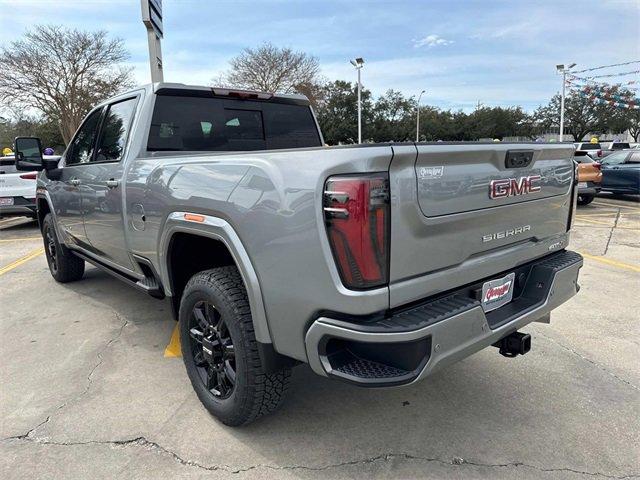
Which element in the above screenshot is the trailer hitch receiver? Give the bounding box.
[493,331,531,358]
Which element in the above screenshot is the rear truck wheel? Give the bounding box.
[577,194,595,205]
[179,266,291,426]
[42,213,85,282]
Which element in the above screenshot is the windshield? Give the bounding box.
[148,95,322,152]
[580,144,601,150]
[601,152,627,165]
[611,143,630,150]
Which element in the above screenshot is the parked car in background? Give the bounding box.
[0,154,60,218]
[599,150,640,195]
[600,141,631,158]
[574,142,603,160]
[575,156,602,205]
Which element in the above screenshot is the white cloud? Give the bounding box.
[413,34,453,48]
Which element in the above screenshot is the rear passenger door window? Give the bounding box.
[94,97,138,163]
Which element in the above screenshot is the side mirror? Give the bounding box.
[14,137,44,171]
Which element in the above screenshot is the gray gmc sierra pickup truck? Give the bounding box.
[14,83,583,426]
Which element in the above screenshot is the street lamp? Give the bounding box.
[416,90,426,142]
[556,62,576,142]
[350,57,365,144]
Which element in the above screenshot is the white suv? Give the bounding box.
[0,154,59,218]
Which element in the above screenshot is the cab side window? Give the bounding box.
[602,154,626,165]
[66,108,104,165]
[94,98,138,163]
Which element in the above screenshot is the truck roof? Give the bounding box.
[116,82,311,106]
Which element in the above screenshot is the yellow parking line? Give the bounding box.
[0,248,45,275]
[164,323,182,357]
[576,213,618,218]
[575,217,614,226]
[0,236,42,243]
[592,201,640,211]
[578,252,640,273]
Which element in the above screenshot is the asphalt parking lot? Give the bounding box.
[1,195,639,480]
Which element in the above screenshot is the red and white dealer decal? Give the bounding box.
[480,272,516,312]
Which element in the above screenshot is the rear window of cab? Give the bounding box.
[147,95,322,152]
[579,143,601,150]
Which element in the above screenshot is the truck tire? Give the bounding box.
[42,213,85,283]
[577,194,595,205]
[179,267,291,426]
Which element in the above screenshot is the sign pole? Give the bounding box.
[141,0,164,83]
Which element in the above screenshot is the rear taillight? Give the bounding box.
[593,162,601,170]
[19,172,38,180]
[323,173,390,289]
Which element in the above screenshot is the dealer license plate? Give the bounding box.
[0,197,14,206]
[481,272,515,312]
[578,182,588,188]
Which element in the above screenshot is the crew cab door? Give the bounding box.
[80,97,138,270]
[601,151,640,191]
[51,107,105,247]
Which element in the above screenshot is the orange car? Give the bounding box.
[575,156,602,205]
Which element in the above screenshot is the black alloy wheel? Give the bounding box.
[44,223,58,275]
[179,267,291,426]
[188,300,236,399]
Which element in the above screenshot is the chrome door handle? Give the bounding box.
[69,178,81,186]
[105,179,119,188]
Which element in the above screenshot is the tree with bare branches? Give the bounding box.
[0,25,134,144]
[219,43,323,105]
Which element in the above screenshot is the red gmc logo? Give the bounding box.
[489,175,541,199]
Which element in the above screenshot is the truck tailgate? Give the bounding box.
[388,143,575,306]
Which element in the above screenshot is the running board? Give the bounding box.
[71,250,165,299]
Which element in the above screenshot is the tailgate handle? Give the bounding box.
[505,150,534,169]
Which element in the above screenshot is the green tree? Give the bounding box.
[597,87,639,140]
[626,108,640,142]
[464,106,535,140]
[0,115,65,153]
[315,80,373,144]
[370,89,415,142]
[533,90,617,142]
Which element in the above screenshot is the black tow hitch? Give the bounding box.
[493,332,531,358]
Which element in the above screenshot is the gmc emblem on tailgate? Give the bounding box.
[489,175,541,199]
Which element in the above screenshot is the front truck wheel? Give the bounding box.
[179,266,291,426]
[42,213,85,282]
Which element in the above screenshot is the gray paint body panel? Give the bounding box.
[389,144,574,307]
[39,83,581,372]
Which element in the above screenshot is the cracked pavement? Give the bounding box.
[1,196,639,479]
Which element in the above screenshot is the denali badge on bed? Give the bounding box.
[489,175,541,199]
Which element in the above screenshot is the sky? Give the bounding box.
[0,0,638,112]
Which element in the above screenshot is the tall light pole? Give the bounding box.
[556,62,576,142]
[350,57,365,144]
[416,89,426,142]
